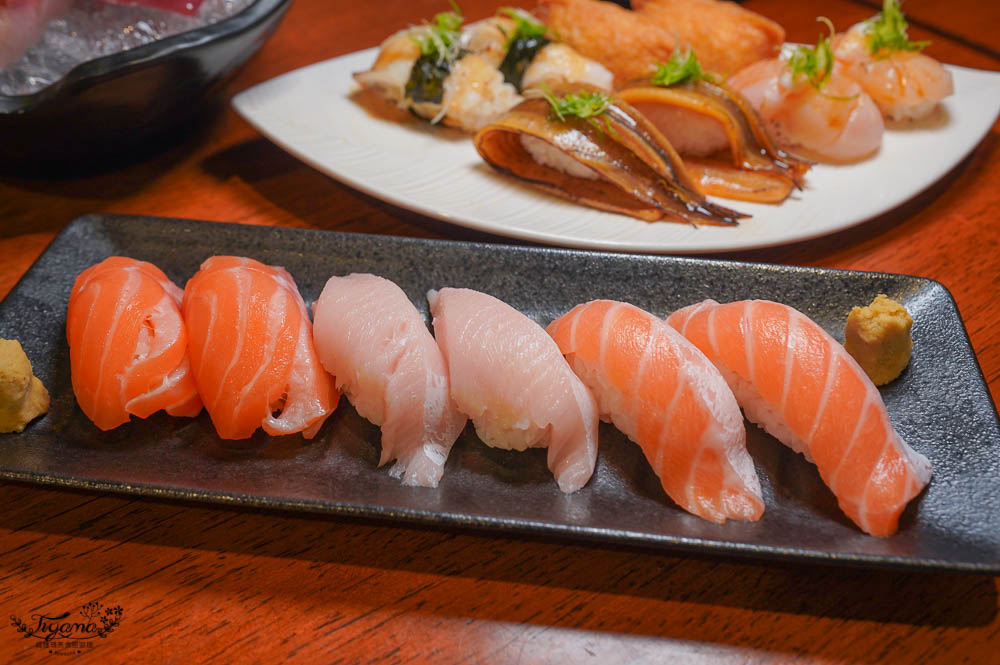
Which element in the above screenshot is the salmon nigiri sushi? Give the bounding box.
[312,274,467,488]
[182,257,339,440]
[548,300,764,523]
[66,257,202,430]
[428,287,599,493]
[667,299,932,536]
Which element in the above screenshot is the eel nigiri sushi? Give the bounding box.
[547,300,763,523]
[182,257,338,440]
[66,257,202,430]
[312,274,467,488]
[667,299,932,536]
[428,287,599,493]
[474,82,747,226]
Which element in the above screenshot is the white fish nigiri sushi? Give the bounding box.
[547,300,764,523]
[428,287,599,493]
[312,274,466,488]
[667,299,932,536]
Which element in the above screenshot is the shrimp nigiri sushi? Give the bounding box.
[728,21,885,164]
[312,274,466,488]
[667,299,932,536]
[833,0,953,122]
[66,257,202,430]
[547,300,764,524]
[728,56,884,163]
[182,257,338,440]
[428,287,599,493]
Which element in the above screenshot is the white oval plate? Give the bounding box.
[233,48,1000,254]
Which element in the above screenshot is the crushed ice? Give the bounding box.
[0,0,255,97]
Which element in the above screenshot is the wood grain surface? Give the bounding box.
[2,0,998,663]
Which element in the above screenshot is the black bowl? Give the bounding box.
[0,0,293,175]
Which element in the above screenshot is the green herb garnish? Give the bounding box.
[651,50,717,87]
[497,8,552,90]
[544,89,611,122]
[500,8,550,46]
[412,2,464,65]
[864,0,929,56]
[787,17,837,91]
[542,87,618,136]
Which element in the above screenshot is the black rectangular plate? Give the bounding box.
[2,214,998,573]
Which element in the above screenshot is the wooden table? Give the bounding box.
[2,0,998,662]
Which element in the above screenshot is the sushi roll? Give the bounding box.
[428,287,599,493]
[667,299,932,536]
[547,300,764,524]
[182,257,339,440]
[312,274,466,488]
[66,257,202,430]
